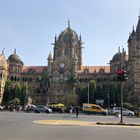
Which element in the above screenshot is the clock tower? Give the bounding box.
[47,21,83,104]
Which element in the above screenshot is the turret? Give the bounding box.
[47,52,53,76]
[136,16,140,41]
[72,53,78,76]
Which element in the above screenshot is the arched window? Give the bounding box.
[64,71,71,81]
[53,71,59,82]
[14,76,17,81]
[64,48,68,55]
[10,75,14,81]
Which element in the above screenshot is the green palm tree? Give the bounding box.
[88,80,96,103]
[66,75,79,93]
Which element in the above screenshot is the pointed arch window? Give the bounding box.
[138,48,140,55]
[64,48,68,55]
[64,71,71,81]
[53,71,59,82]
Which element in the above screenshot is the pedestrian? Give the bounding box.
[75,106,79,118]
[69,105,73,114]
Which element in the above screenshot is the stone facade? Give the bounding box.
[1,18,140,106]
[127,16,140,106]
[0,51,8,104]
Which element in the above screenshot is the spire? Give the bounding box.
[14,48,16,54]
[118,46,120,53]
[136,15,140,40]
[2,48,5,55]
[79,34,82,41]
[48,52,53,60]
[55,34,57,44]
[67,19,70,29]
[132,25,136,36]
[122,47,124,53]
[139,8,140,18]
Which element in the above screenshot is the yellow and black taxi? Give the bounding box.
[82,103,108,115]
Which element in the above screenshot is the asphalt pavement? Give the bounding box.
[0,111,140,140]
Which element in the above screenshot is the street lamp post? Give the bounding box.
[120,81,123,124]
[88,83,89,104]
[107,84,110,110]
[120,50,124,124]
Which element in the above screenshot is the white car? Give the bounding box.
[111,107,135,116]
[34,105,52,113]
[0,106,3,110]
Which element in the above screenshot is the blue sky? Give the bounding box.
[0,0,140,66]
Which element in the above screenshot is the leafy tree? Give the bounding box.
[66,75,79,93]
[2,80,12,105]
[20,82,28,106]
[14,82,21,98]
[65,93,78,106]
[88,80,96,103]
[12,98,20,105]
[76,87,88,106]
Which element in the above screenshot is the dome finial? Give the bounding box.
[55,34,57,43]
[133,25,135,30]
[14,48,16,54]
[67,18,70,29]
[118,46,120,53]
[2,48,5,54]
[139,8,140,18]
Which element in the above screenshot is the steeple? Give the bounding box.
[136,16,140,41]
[67,19,70,29]
[2,48,5,55]
[14,48,16,54]
[55,34,57,44]
[48,52,53,61]
[132,25,136,36]
[118,46,120,53]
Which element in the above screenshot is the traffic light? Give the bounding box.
[123,70,128,81]
[117,69,123,81]
[117,69,128,81]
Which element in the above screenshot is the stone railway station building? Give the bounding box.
[0,17,140,106]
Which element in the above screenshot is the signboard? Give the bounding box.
[96,99,104,105]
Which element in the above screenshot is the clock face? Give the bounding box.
[60,63,65,68]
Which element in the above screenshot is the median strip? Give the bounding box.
[97,122,140,127]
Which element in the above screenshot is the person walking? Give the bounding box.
[69,105,73,114]
[75,106,79,118]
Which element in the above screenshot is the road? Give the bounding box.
[0,111,140,140]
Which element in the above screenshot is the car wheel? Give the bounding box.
[35,110,40,113]
[115,112,120,117]
[129,113,133,116]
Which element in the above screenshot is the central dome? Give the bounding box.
[112,52,121,62]
[58,26,79,44]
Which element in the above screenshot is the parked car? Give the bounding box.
[82,103,108,115]
[0,105,3,111]
[34,105,52,113]
[110,107,135,116]
[49,103,66,113]
[25,105,36,112]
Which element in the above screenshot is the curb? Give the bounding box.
[96,122,140,127]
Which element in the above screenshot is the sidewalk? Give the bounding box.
[96,121,140,126]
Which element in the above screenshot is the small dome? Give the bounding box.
[58,27,79,44]
[8,54,21,61]
[8,49,21,62]
[112,52,121,62]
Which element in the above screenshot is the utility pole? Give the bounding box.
[120,51,124,124]
[88,83,89,104]
[120,80,123,124]
[107,83,110,110]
